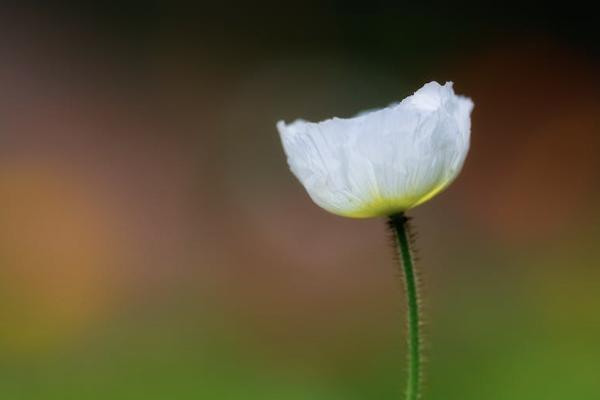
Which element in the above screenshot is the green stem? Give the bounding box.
[389,213,422,400]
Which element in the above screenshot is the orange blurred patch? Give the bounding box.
[0,160,117,354]
[455,39,600,242]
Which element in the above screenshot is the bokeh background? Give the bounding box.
[1,3,599,399]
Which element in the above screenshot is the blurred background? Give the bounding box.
[0,2,599,399]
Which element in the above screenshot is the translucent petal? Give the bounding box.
[277,81,473,218]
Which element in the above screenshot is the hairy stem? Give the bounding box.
[388,213,422,400]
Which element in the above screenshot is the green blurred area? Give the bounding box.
[0,3,599,399]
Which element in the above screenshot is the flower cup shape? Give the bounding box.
[277,81,473,218]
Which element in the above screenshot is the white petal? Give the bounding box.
[277,81,473,218]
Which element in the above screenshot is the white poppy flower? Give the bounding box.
[277,81,473,218]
